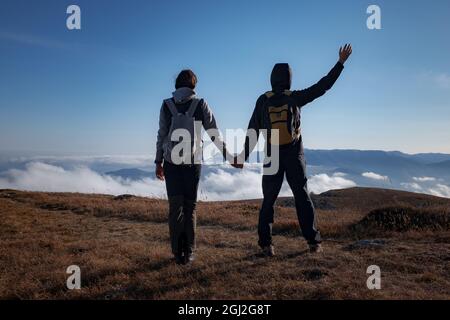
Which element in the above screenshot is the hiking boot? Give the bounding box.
[182,238,194,265]
[309,243,323,253]
[175,254,184,265]
[183,254,195,265]
[261,245,275,257]
[174,237,185,265]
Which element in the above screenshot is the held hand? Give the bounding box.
[339,43,352,64]
[231,156,244,169]
[155,163,165,181]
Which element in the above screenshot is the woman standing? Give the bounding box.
[155,69,235,265]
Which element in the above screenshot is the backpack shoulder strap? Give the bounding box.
[265,91,275,98]
[164,98,179,116]
[265,91,292,98]
[186,98,200,117]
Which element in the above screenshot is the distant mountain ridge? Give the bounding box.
[303,149,426,180]
[102,149,450,198]
[103,149,449,180]
[106,168,151,180]
[1,149,448,198]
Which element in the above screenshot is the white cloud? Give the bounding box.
[0,161,358,201]
[362,172,389,181]
[5,160,450,200]
[0,162,166,198]
[200,167,264,200]
[419,71,450,89]
[412,176,436,182]
[400,181,450,199]
[3,156,450,200]
[400,182,423,191]
[332,172,348,177]
[308,173,356,195]
[0,162,269,201]
[0,31,71,50]
[434,73,450,89]
[201,168,357,200]
[427,184,450,198]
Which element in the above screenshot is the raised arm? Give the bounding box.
[292,44,352,107]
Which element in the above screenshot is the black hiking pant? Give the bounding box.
[259,140,321,247]
[164,162,201,257]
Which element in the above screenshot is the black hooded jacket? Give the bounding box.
[271,63,293,92]
[244,61,344,160]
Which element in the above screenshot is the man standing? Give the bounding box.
[241,44,352,256]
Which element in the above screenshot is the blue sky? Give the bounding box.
[1,0,449,156]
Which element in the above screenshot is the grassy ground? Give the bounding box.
[0,188,449,299]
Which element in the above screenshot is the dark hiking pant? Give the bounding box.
[164,162,201,256]
[259,141,321,247]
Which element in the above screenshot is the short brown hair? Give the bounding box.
[175,69,197,89]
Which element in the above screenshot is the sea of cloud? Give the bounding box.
[0,157,357,201]
[0,156,449,200]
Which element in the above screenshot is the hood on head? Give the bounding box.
[271,63,292,92]
[172,87,196,104]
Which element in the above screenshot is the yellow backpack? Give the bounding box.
[264,90,300,146]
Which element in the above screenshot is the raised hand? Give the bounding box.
[339,43,352,64]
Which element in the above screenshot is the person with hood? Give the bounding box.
[241,44,353,256]
[155,69,237,265]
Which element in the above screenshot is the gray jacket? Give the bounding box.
[155,87,226,164]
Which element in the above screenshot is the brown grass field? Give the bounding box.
[0,187,449,300]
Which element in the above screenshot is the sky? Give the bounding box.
[1,0,450,156]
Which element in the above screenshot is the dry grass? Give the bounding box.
[0,187,449,300]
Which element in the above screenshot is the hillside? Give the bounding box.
[0,188,449,299]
